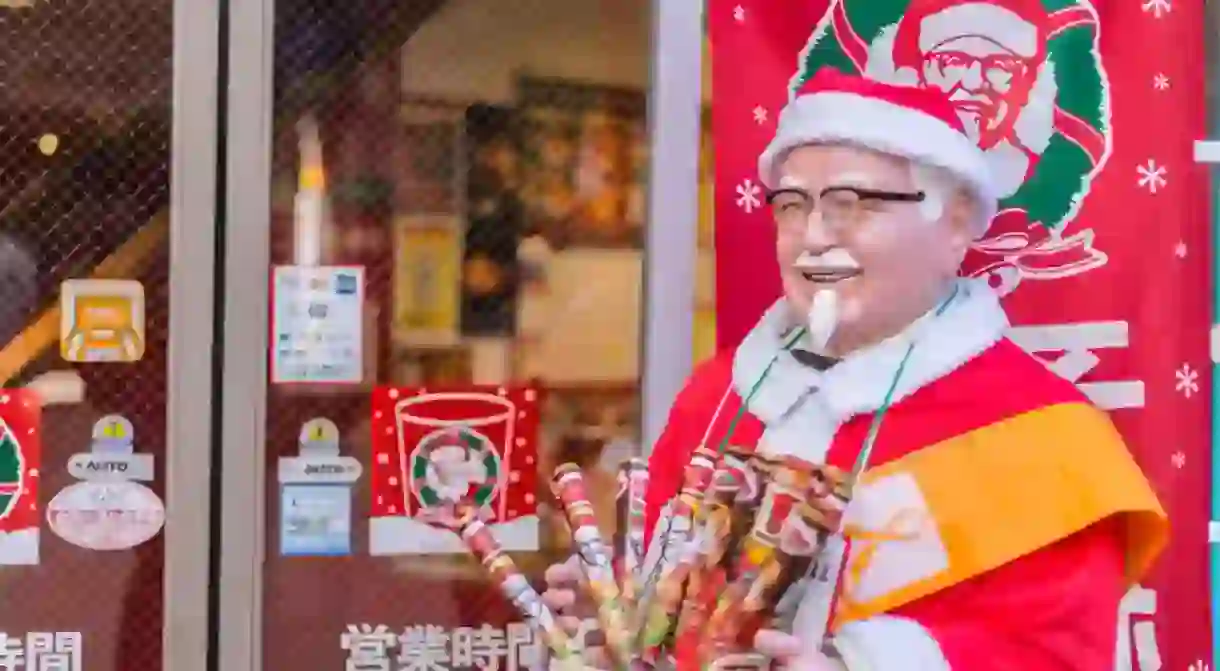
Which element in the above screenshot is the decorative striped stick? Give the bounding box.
[552,464,634,670]
[637,446,719,663]
[458,516,584,671]
[615,458,650,618]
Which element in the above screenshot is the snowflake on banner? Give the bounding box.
[752,106,768,124]
[1175,241,1188,258]
[1188,661,1209,671]
[1176,363,1199,398]
[1153,73,1169,91]
[736,178,762,213]
[1141,0,1170,18]
[1137,160,1167,194]
[1172,451,1186,469]
[733,5,745,22]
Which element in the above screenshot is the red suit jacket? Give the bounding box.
[640,286,1165,671]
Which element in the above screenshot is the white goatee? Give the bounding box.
[806,289,839,354]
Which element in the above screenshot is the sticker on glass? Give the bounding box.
[278,417,361,557]
[47,415,163,551]
[60,279,146,363]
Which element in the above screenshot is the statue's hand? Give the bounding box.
[541,555,608,668]
[754,630,846,671]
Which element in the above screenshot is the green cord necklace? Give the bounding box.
[712,285,959,480]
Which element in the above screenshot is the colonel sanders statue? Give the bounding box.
[542,68,1165,670]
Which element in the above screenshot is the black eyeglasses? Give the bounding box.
[766,185,925,231]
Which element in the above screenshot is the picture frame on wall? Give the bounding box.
[516,76,647,249]
[461,104,522,337]
[392,215,463,347]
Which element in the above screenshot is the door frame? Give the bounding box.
[165,0,222,668]
[217,0,276,666]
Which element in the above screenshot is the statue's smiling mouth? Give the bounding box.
[800,268,860,284]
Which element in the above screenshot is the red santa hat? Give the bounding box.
[894,0,1048,63]
[758,68,998,232]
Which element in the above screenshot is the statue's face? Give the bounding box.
[774,144,971,354]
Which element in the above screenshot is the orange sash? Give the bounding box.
[833,401,1166,625]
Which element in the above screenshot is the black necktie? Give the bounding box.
[791,349,839,371]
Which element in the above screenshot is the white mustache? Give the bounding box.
[794,249,860,270]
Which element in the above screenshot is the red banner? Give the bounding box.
[710,0,1211,667]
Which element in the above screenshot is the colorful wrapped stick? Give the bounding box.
[637,446,720,662]
[787,464,854,644]
[673,452,777,668]
[459,517,583,670]
[804,465,850,542]
[673,452,750,642]
[614,457,650,617]
[552,463,634,669]
[700,457,822,666]
[760,463,851,602]
[722,453,775,583]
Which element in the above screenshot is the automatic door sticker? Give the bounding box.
[278,418,362,556]
[66,415,154,482]
[60,279,146,363]
[49,415,163,551]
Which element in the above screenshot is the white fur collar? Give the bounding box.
[731,279,1009,433]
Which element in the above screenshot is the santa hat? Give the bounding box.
[895,0,1048,62]
[758,68,998,233]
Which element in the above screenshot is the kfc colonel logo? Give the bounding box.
[794,0,1111,296]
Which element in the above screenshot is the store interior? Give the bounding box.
[267,0,717,492]
[1,0,722,658]
[257,0,720,641]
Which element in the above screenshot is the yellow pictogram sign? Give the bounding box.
[60,279,146,363]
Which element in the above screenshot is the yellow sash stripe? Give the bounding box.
[836,402,1168,625]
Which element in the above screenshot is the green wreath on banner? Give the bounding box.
[410,427,500,508]
[792,0,1112,286]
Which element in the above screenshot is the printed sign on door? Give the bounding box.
[0,390,40,565]
[369,386,540,554]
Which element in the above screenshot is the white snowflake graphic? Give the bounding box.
[736,178,762,213]
[1175,363,1199,398]
[1141,0,1171,18]
[1137,160,1168,194]
[733,4,745,22]
[1172,451,1186,469]
[1175,241,1188,258]
[1188,661,1209,671]
[752,105,768,124]
[1153,73,1170,91]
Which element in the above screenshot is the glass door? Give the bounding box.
[219,0,705,668]
[0,0,218,669]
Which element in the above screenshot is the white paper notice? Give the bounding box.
[271,265,365,384]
